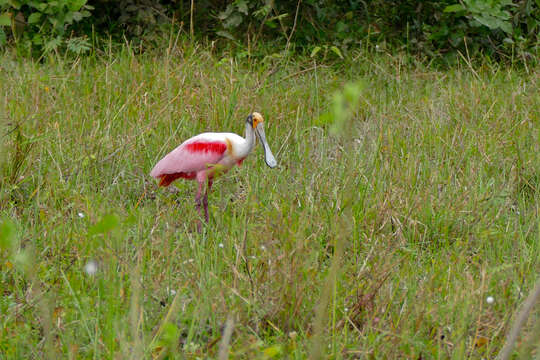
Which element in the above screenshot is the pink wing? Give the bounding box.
[150,138,227,186]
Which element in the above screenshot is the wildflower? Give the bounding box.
[167,287,177,296]
[218,243,224,248]
[78,212,85,218]
[486,296,494,304]
[84,260,98,276]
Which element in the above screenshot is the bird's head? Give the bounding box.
[246,112,277,168]
[246,112,264,128]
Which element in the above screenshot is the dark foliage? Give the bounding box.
[0,0,538,60]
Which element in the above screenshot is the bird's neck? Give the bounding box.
[243,122,256,152]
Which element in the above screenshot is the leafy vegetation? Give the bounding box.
[0,0,539,61]
[0,0,93,55]
[1,44,539,358]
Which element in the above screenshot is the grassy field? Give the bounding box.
[1,42,539,359]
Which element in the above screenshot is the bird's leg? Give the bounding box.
[194,181,205,232]
[202,179,213,223]
[195,181,204,216]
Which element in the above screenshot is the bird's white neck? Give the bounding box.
[242,122,257,154]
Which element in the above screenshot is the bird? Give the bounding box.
[150,112,277,224]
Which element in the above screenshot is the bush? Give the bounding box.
[0,0,93,55]
[216,0,539,59]
[1,0,538,61]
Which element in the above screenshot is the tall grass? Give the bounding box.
[0,43,539,359]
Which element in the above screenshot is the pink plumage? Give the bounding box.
[150,139,227,186]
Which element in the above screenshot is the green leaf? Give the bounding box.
[44,37,62,52]
[473,14,512,33]
[499,20,513,34]
[66,36,90,53]
[9,0,21,10]
[88,214,120,235]
[68,0,87,12]
[310,46,321,58]
[330,46,343,59]
[503,37,514,44]
[444,4,465,12]
[218,4,234,20]
[27,12,41,24]
[34,3,47,11]
[64,12,74,24]
[0,12,11,26]
[32,33,43,45]
[224,13,243,28]
[72,11,83,21]
[236,0,248,15]
[216,30,236,41]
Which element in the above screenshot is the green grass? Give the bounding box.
[1,43,539,359]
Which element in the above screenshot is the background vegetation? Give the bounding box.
[0,0,539,61]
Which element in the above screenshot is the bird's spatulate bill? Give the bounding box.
[255,125,277,168]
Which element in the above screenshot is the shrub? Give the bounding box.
[1,0,538,61]
[0,0,93,55]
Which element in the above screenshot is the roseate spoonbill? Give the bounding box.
[150,112,277,223]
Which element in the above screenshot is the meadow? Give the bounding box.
[1,42,539,359]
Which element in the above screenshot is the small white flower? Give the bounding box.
[167,287,177,296]
[84,260,98,276]
[486,296,494,304]
[260,245,266,251]
[78,212,85,218]
[344,307,349,312]
[218,243,224,248]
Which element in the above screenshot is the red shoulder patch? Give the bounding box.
[186,141,227,154]
[237,157,246,166]
[158,172,196,186]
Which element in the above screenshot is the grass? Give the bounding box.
[0,42,539,359]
